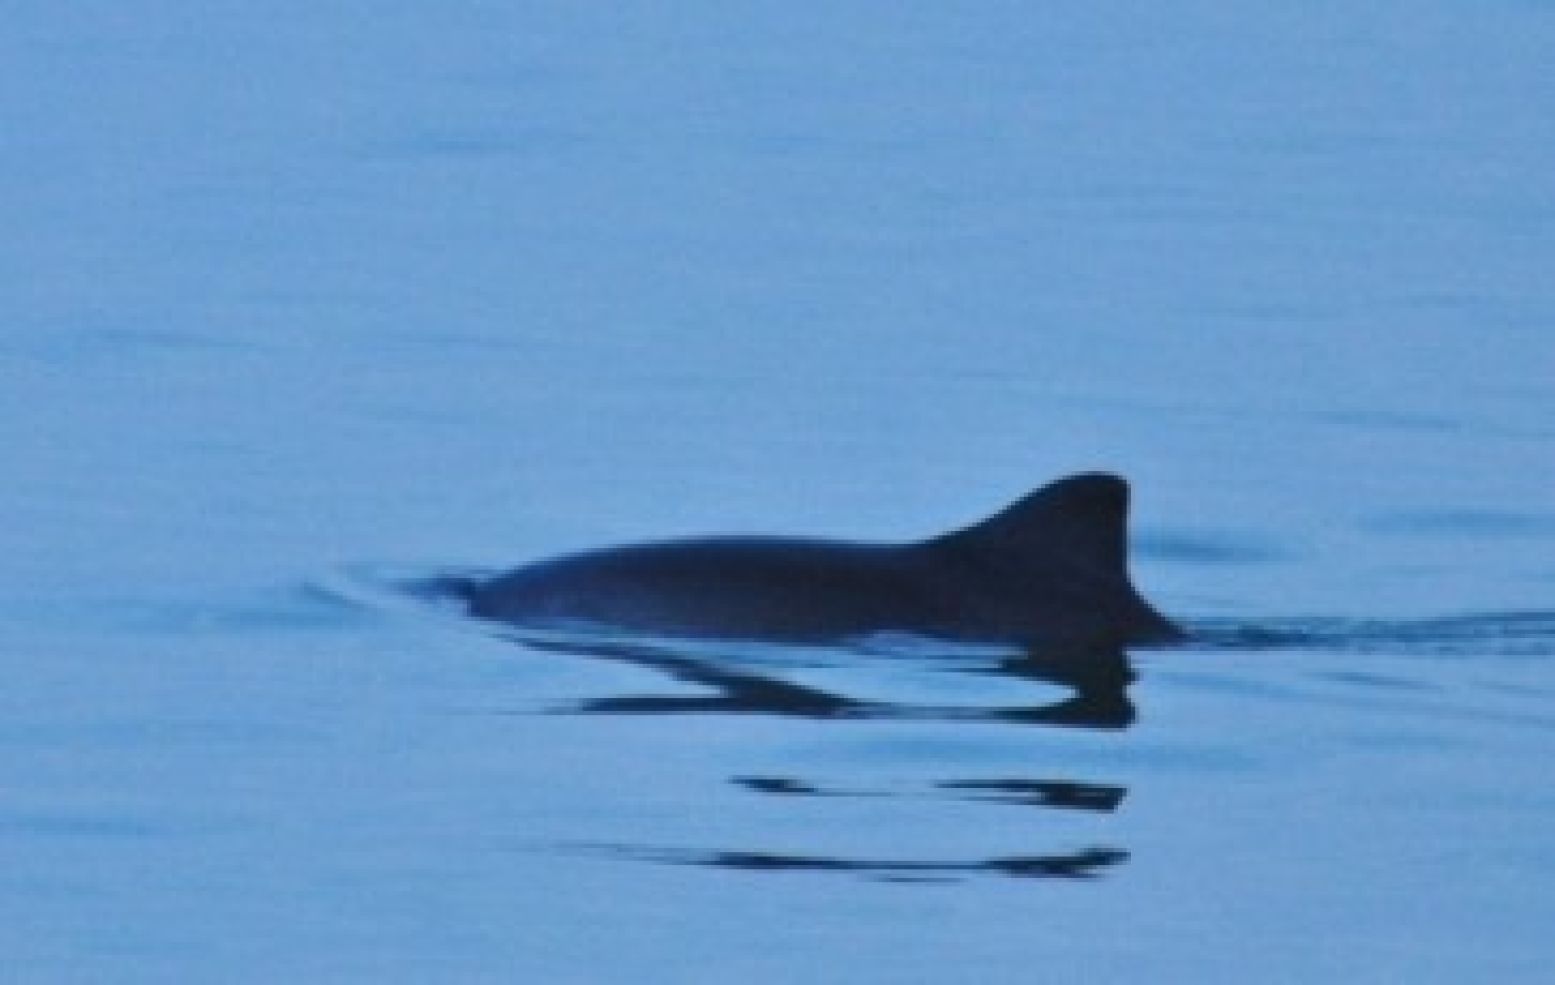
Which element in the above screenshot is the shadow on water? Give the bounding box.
[582,843,1129,883]
[510,633,1138,730]
[491,630,1138,882]
[732,775,1127,812]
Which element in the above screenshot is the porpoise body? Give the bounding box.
[462,472,1180,650]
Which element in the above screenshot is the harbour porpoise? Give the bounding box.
[459,472,1181,650]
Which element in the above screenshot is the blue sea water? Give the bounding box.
[2,4,1553,981]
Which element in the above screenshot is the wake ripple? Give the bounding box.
[1185,611,1555,657]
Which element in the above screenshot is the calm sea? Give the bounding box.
[3,4,1552,981]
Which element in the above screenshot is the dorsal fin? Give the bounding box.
[938,473,1131,575]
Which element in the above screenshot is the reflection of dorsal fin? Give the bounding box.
[939,473,1130,575]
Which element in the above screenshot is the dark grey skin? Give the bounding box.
[463,473,1182,650]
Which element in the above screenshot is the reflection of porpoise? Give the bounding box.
[461,473,1181,650]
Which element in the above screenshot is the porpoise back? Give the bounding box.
[464,472,1181,649]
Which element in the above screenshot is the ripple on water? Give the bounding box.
[310,569,1555,898]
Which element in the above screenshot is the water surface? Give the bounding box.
[3,4,1553,981]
